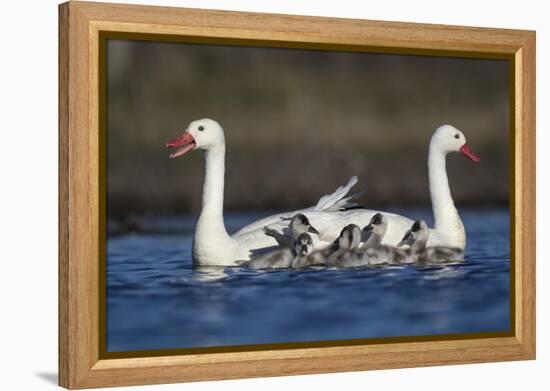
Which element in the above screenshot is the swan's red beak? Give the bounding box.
[166,132,196,159]
[459,143,481,163]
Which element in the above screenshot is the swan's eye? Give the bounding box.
[454,133,460,139]
[198,125,205,131]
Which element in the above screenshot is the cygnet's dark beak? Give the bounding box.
[308,225,319,234]
[363,224,374,233]
[398,231,414,247]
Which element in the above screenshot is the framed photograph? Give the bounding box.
[59,1,535,389]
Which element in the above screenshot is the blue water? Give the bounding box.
[106,208,510,352]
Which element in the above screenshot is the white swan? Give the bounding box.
[166,118,360,266]
[263,123,480,251]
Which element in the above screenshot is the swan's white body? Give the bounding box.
[166,120,478,266]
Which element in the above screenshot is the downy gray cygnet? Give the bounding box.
[398,220,464,264]
[249,233,314,270]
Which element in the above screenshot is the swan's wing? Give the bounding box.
[249,244,281,258]
[240,218,322,247]
[233,212,296,236]
[239,210,365,246]
[234,206,459,257]
[233,177,362,236]
[313,176,361,211]
[310,211,462,250]
[330,190,366,211]
[244,209,416,248]
[304,209,416,245]
[233,227,279,253]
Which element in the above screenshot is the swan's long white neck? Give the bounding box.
[193,143,236,260]
[428,142,465,248]
[201,145,226,220]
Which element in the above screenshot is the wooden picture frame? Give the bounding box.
[59,1,536,389]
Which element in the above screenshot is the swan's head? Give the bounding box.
[430,124,481,162]
[290,214,319,237]
[362,213,388,239]
[398,220,429,251]
[165,118,224,158]
[337,224,362,251]
[294,233,314,256]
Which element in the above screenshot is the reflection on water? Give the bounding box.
[193,266,228,282]
[106,207,510,352]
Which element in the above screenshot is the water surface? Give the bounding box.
[106,207,510,352]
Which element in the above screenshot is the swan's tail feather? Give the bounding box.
[331,190,366,211]
[314,176,361,211]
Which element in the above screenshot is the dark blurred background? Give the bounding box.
[106,39,509,221]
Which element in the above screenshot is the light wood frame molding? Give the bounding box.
[59,1,536,389]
